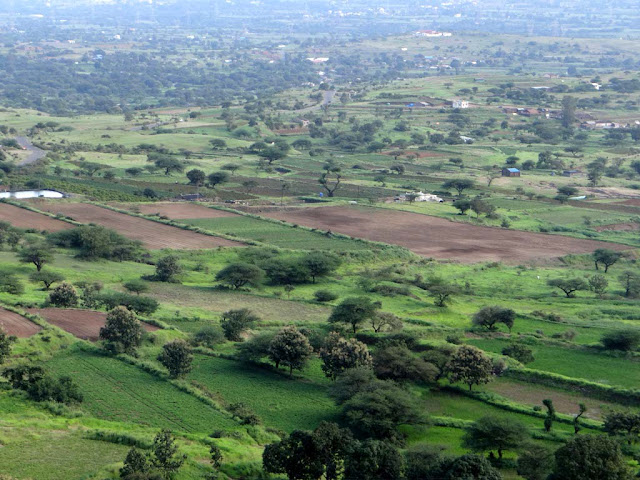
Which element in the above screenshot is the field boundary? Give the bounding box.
[204,203,416,257]
[505,367,640,405]
[90,202,258,247]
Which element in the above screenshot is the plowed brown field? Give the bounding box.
[0,307,41,337]
[260,206,628,263]
[28,308,159,341]
[36,203,243,250]
[0,203,73,232]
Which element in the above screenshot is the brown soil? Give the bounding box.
[35,203,243,250]
[28,308,159,341]
[0,203,74,232]
[261,206,628,263]
[593,222,640,232]
[0,307,41,337]
[621,199,640,207]
[488,378,630,421]
[119,202,240,220]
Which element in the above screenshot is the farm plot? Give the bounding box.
[46,349,237,432]
[0,307,41,337]
[28,308,159,341]
[189,355,338,432]
[34,202,243,250]
[182,216,369,251]
[0,203,73,232]
[117,202,240,220]
[260,206,628,263]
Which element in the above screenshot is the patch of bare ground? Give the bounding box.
[0,203,73,232]
[0,307,41,337]
[28,308,159,341]
[34,202,243,250]
[487,378,634,421]
[259,205,628,263]
[593,222,640,232]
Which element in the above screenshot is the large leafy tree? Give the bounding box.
[472,306,516,332]
[448,345,494,391]
[18,242,53,271]
[220,308,260,341]
[344,440,405,480]
[328,297,381,334]
[553,435,629,480]
[319,333,372,380]
[158,340,193,378]
[99,306,143,354]
[462,416,527,459]
[268,326,313,376]
[215,262,264,289]
[301,252,341,283]
[150,430,186,480]
[263,430,324,480]
[593,249,622,273]
[341,383,424,441]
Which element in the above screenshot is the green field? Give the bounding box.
[45,348,237,433]
[188,355,339,432]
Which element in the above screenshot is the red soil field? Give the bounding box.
[594,222,640,232]
[36,203,243,250]
[0,203,73,232]
[118,202,240,220]
[260,206,628,263]
[0,307,41,337]
[28,308,159,341]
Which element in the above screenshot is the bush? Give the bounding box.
[260,257,310,285]
[601,329,640,352]
[501,344,535,364]
[48,282,78,307]
[192,326,225,348]
[0,275,25,295]
[96,292,159,315]
[313,289,338,302]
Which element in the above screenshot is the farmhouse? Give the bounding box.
[415,30,452,37]
[452,99,469,109]
[502,168,521,177]
[562,170,582,177]
[395,191,444,203]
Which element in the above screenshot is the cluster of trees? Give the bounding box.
[263,414,631,480]
[547,249,624,298]
[2,364,83,405]
[48,225,143,261]
[216,252,341,289]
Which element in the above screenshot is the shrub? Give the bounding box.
[501,344,535,364]
[192,326,225,348]
[601,329,640,352]
[48,282,78,307]
[0,275,25,295]
[313,289,338,302]
[97,292,159,315]
[220,309,260,341]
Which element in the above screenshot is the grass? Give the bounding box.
[469,338,640,388]
[182,216,370,251]
[44,346,237,433]
[0,429,131,480]
[188,355,339,432]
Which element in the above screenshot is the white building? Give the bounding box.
[452,99,469,109]
[395,191,444,203]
